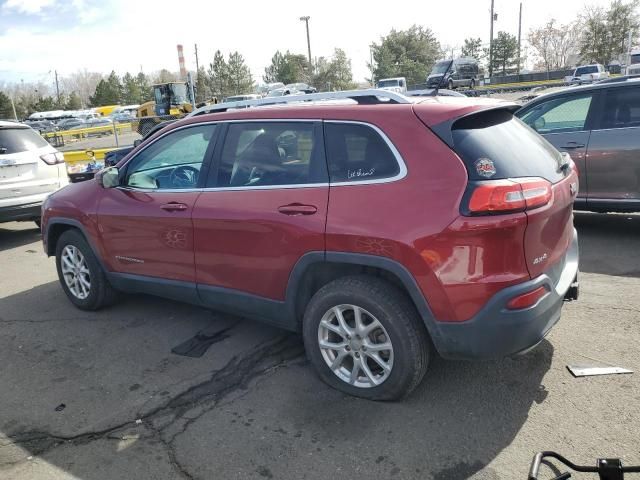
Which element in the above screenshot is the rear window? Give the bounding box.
[0,127,50,154]
[575,65,598,75]
[451,110,564,183]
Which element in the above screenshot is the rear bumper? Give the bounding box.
[431,228,579,360]
[0,202,42,223]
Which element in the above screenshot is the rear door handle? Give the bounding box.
[560,142,585,149]
[277,203,318,216]
[160,202,189,212]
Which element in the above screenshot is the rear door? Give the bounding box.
[586,84,640,205]
[193,121,328,308]
[518,91,598,204]
[0,126,63,203]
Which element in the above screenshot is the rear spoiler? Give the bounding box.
[430,104,520,149]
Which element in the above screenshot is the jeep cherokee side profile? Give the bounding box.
[42,90,579,400]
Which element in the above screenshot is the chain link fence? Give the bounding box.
[39,114,181,182]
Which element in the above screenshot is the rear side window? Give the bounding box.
[0,127,50,154]
[324,123,400,183]
[599,86,640,129]
[452,110,565,183]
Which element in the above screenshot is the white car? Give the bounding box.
[376,77,407,93]
[0,121,68,228]
[568,64,609,84]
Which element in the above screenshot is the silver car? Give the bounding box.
[0,121,68,227]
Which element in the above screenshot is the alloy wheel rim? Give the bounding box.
[61,245,91,300]
[317,304,394,388]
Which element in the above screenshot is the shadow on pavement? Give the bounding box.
[574,211,640,278]
[0,278,554,480]
[0,223,41,252]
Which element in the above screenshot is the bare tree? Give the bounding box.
[60,69,103,108]
[528,19,582,73]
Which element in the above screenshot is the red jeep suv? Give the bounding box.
[42,90,579,400]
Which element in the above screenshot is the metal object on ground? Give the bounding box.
[567,365,633,377]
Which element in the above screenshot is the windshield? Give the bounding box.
[431,61,451,74]
[170,83,188,104]
[575,65,598,75]
[377,79,400,88]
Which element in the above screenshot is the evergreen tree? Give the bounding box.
[226,52,254,96]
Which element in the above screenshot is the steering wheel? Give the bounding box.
[169,165,199,188]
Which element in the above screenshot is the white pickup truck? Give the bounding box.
[566,64,610,84]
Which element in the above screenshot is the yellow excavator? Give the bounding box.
[136,81,217,135]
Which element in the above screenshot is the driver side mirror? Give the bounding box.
[533,117,546,131]
[98,166,120,188]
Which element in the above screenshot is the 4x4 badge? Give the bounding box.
[475,158,496,178]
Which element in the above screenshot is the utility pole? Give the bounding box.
[517,2,522,76]
[194,43,200,73]
[300,16,312,68]
[489,0,495,78]
[370,44,375,86]
[54,70,60,106]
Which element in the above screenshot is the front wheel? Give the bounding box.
[302,276,430,401]
[55,229,117,310]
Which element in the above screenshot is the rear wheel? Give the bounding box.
[55,229,117,310]
[448,79,454,90]
[302,276,430,401]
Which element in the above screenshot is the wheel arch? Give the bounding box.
[45,218,107,270]
[286,252,438,339]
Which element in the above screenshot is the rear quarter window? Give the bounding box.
[324,123,400,183]
[451,110,565,183]
[0,127,50,154]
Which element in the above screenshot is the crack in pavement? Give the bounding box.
[3,334,304,478]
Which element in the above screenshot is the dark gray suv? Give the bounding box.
[516,77,640,213]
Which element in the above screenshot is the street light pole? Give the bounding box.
[300,16,312,68]
[489,0,495,78]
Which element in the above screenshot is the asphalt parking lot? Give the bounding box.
[0,212,639,480]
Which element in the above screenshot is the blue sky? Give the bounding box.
[0,0,620,87]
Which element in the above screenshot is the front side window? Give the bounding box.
[216,122,325,187]
[324,123,400,183]
[519,94,593,133]
[124,124,216,190]
[599,86,640,129]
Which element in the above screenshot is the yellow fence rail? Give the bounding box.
[43,122,133,140]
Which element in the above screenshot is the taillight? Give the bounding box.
[40,152,65,165]
[507,285,548,310]
[466,177,552,215]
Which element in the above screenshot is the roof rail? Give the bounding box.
[187,89,412,117]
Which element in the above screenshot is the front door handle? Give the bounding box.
[277,203,318,216]
[160,202,189,212]
[560,142,585,149]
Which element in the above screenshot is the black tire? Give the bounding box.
[302,276,430,401]
[34,218,41,229]
[55,229,117,310]
[448,79,454,90]
[470,78,476,89]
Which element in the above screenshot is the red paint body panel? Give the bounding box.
[192,187,328,300]
[523,168,579,278]
[97,188,201,282]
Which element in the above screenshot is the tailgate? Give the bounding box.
[524,168,578,278]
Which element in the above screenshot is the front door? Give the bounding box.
[98,123,218,283]
[193,121,328,311]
